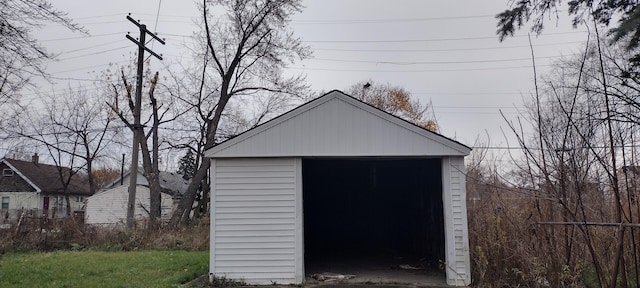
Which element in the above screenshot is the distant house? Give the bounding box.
[84,169,189,225]
[84,185,174,225]
[0,154,91,220]
[102,168,189,198]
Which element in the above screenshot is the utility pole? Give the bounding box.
[125,14,165,229]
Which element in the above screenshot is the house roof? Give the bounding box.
[1,158,91,196]
[102,168,189,196]
[205,90,471,158]
[157,171,190,196]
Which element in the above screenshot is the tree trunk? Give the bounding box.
[86,158,95,195]
[170,157,210,226]
[140,72,162,228]
[193,176,210,219]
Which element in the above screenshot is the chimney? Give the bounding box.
[32,153,39,164]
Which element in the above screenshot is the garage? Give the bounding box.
[206,90,471,286]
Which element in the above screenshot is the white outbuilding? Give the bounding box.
[85,185,174,225]
[206,90,472,286]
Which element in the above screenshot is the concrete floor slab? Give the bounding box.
[305,258,448,287]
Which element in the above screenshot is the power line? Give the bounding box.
[73,13,128,20]
[288,64,552,73]
[40,32,126,42]
[294,14,496,25]
[154,0,163,32]
[309,55,561,65]
[49,59,131,74]
[302,31,588,44]
[57,45,130,61]
[48,76,106,82]
[64,12,497,26]
[311,41,587,53]
[59,40,127,54]
[160,30,588,44]
[414,92,520,96]
[435,106,521,109]
[471,145,640,151]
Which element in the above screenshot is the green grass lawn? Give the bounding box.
[0,250,209,288]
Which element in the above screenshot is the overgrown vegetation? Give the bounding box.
[0,217,209,254]
[467,27,640,286]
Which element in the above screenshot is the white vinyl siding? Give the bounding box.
[207,91,472,286]
[85,185,174,225]
[206,92,470,158]
[442,156,471,286]
[211,158,302,285]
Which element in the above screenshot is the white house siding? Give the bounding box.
[85,185,173,225]
[0,192,39,210]
[0,192,39,219]
[442,156,472,286]
[210,158,303,285]
[0,192,88,220]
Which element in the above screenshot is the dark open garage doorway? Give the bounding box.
[302,158,446,285]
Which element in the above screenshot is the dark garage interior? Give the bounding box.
[303,157,446,283]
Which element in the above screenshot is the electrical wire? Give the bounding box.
[58,40,128,54]
[40,32,127,42]
[294,14,496,24]
[288,64,553,73]
[57,45,130,61]
[311,41,587,53]
[302,31,588,44]
[309,55,561,65]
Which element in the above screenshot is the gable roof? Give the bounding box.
[206,90,471,158]
[102,168,189,196]
[1,158,91,196]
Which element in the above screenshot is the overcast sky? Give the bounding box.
[32,0,589,153]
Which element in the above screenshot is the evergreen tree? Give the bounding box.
[176,149,196,180]
[496,1,639,50]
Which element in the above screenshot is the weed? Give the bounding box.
[210,275,247,287]
[0,216,210,253]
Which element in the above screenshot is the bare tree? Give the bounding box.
[110,71,160,226]
[1,86,118,202]
[42,130,83,217]
[0,0,84,103]
[44,87,118,195]
[495,29,640,287]
[168,0,310,225]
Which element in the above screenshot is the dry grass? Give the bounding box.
[0,216,210,253]
[466,173,639,287]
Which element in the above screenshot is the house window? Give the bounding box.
[1,197,9,209]
[76,196,84,203]
[2,169,13,177]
